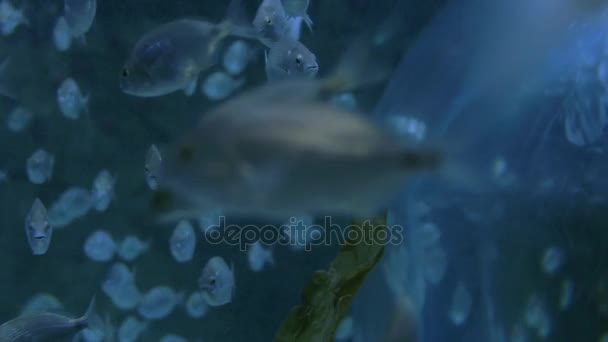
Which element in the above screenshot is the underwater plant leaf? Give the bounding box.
[274,216,387,342]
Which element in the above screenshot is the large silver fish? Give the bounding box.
[0,297,96,342]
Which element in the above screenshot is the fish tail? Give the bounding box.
[220,0,261,41]
[77,296,100,329]
[322,34,390,95]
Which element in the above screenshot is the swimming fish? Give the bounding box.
[26,149,54,185]
[253,0,290,44]
[0,0,27,36]
[282,0,313,31]
[64,0,96,41]
[169,220,196,263]
[57,77,89,120]
[265,37,318,82]
[198,256,235,307]
[25,198,52,255]
[150,38,428,221]
[53,16,72,51]
[201,71,245,101]
[145,144,162,190]
[247,242,274,272]
[120,1,259,97]
[0,297,97,341]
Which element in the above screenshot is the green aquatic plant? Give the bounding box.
[274,216,387,342]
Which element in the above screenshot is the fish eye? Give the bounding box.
[264,16,272,25]
[295,55,303,65]
[121,68,129,78]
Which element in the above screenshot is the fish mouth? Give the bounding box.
[306,65,319,72]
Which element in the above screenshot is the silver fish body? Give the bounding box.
[0,297,95,342]
[25,198,52,255]
[155,79,440,220]
[253,0,290,43]
[198,256,235,307]
[265,38,318,82]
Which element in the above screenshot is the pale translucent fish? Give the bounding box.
[6,106,32,132]
[19,293,63,316]
[117,315,147,342]
[265,38,318,82]
[185,291,208,319]
[0,0,27,36]
[524,294,548,330]
[53,16,72,51]
[48,187,92,228]
[26,149,54,184]
[247,241,274,272]
[448,281,473,326]
[223,40,250,75]
[423,244,447,285]
[64,0,96,39]
[57,77,89,120]
[91,169,115,212]
[170,220,196,263]
[335,316,354,341]
[201,71,245,101]
[84,230,116,262]
[137,286,183,320]
[144,144,162,190]
[101,263,141,310]
[541,245,565,275]
[198,256,235,307]
[25,198,52,255]
[117,236,149,262]
[198,210,223,236]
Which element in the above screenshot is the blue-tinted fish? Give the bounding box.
[53,16,72,52]
[265,37,318,82]
[0,0,28,36]
[145,144,162,190]
[64,0,96,41]
[0,297,97,341]
[120,1,260,97]
[25,198,52,255]
[198,256,235,307]
[253,0,290,44]
[201,71,245,101]
[57,77,89,120]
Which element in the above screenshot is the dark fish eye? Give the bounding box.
[121,68,129,78]
[265,17,272,25]
[295,56,302,65]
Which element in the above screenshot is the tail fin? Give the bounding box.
[220,0,261,41]
[77,296,102,331]
[321,34,390,95]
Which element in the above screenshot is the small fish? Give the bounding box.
[169,220,196,263]
[57,77,89,120]
[53,16,72,51]
[101,263,141,311]
[160,334,188,342]
[0,297,97,341]
[185,291,208,318]
[91,169,115,212]
[198,256,235,307]
[117,236,149,262]
[145,144,162,190]
[448,281,472,326]
[0,0,28,36]
[6,106,32,132]
[247,242,274,272]
[265,38,318,82]
[253,0,290,44]
[120,0,259,97]
[281,0,313,31]
[48,187,92,228]
[201,71,245,101]
[64,0,96,41]
[26,149,54,185]
[25,198,52,255]
[137,286,183,320]
[84,230,116,262]
[117,316,147,342]
[223,40,251,75]
[20,293,64,317]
